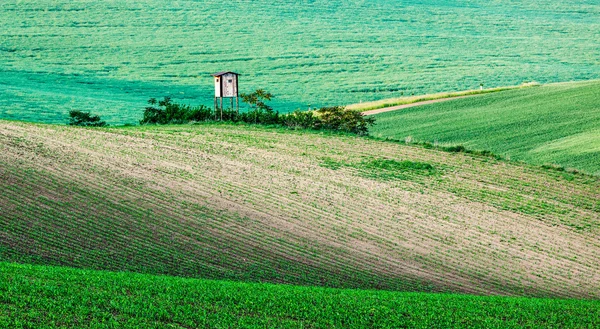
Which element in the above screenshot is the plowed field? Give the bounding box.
[1,121,599,298]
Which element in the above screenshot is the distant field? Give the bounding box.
[370,81,600,175]
[1,0,599,124]
[1,121,599,298]
[3,263,599,329]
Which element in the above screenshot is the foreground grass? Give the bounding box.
[1,262,598,329]
[370,80,600,175]
[347,83,537,112]
[1,121,599,298]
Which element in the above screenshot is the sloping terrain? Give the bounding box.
[1,121,599,298]
[370,81,600,175]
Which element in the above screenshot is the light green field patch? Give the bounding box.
[529,130,600,175]
[531,130,600,156]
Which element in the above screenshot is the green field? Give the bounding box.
[1,0,599,124]
[370,81,600,175]
[2,262,599,329]
[2,121,599,300]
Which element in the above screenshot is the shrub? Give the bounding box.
[187,104,213,122]
[140,97,212,124]
[314,106,375,135]
[281,110,319,130]
[279,107,375,135]
[68,110,107,127]
[442,145,467,153]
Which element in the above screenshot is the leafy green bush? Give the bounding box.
[314,106,375,136]
[281,109,320,130]
[442,145,466,153]
[68,110,107,127]
[280,107,375,135]
[140,97,213,124]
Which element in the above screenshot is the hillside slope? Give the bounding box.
[1,121,599,298]
[370,81,600,175]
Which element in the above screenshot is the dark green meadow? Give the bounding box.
[2,262,599,329]
[370,81,600,175]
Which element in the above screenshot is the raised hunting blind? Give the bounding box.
[212,71,239,120]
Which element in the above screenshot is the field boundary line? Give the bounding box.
[361,95,477,116]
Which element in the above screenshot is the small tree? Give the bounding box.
[240,89,276,124]
[68,110,107,127]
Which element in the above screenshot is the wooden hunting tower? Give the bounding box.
[212,71,239,119]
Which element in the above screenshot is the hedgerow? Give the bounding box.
[140,92,375,135]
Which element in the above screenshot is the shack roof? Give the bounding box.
[211,71,239,77]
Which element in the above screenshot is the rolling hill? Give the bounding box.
[370,81,600,175]
[1,121,599,299]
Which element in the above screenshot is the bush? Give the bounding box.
[68,110,107,127]
[281,110,320,130]
[140,97,212,124]
[279,107,375,135]
[314,106,375,135]
[442,145,467,153]
[187,104,213,122]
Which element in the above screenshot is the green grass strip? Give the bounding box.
[1,262,599,329]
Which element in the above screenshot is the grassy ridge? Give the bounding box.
[370,81,600,175]
[2,262,599,329]
[1,121,599,298]
[1,1,600,124]
[347,83,538,112]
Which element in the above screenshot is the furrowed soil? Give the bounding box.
[1,121,599,298]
